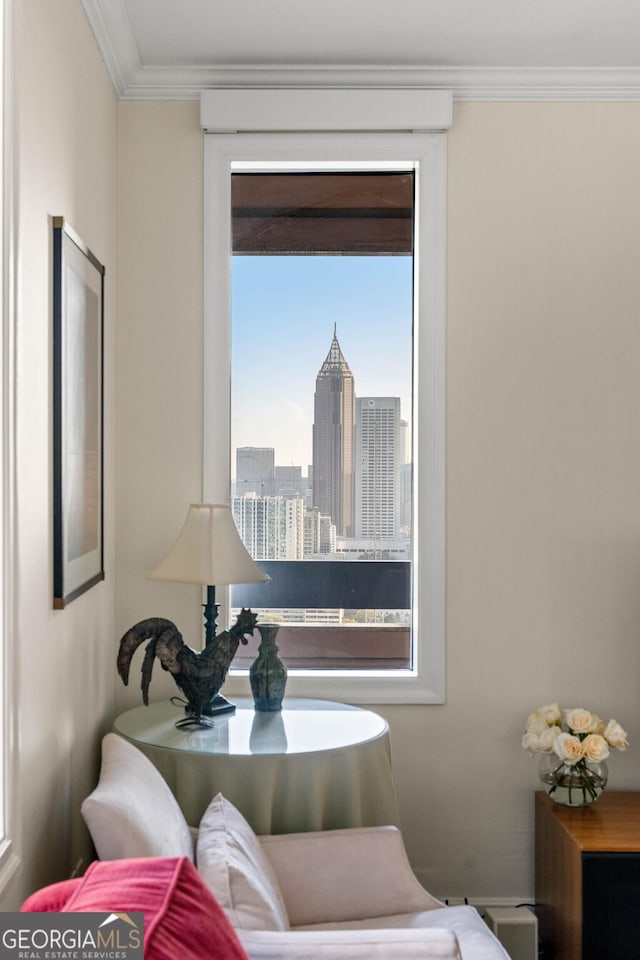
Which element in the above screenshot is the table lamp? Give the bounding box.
[149,502,269,645]
[117,503,270,724]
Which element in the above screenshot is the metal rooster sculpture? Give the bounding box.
[117,608,258,724]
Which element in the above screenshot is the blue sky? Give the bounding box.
[231,256,413,471]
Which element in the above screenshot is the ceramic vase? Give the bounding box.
[250,623,287,712]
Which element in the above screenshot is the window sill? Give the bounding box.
[232,623,410,671]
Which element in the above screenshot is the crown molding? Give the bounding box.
[446,66,640,101]
[79,2,640,102]
[119,64,640,103]
[80,0,141,97]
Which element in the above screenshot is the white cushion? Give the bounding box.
[196,793,289,931]
[300,905,511,960]
[81,733,195,862]
[237,928,462,959]
[259,827,441,926]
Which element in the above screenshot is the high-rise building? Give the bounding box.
[400,462,412,532]
[400,418,411,465]
[235,446,275,496]
[312,327,355,536]
[232,493,304,560]
[303,506,336,557]
[354,397,401,542]
[275,464,308,498]
[399,418,412,532]
[275,465,301,484]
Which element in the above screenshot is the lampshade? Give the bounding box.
[148,503,270,587]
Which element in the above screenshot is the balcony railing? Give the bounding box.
[232,559,411,609]
[231,560,412,671]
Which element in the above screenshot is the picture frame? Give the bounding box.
[52,217,105,609]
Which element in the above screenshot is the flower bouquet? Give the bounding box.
[522,704,628,806]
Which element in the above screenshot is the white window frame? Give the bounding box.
[202,91,448,704]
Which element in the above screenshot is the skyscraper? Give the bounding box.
[355,397,401,541]
[235,446,275,496]
[232,493,304,560]
[312,327,355,536]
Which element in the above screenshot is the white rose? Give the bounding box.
[554,732,585,765]
[525,716,549,735]
[565,708,594,734]
[522,726,559,754]
[591,715,606,735]
[537,703,562,725]
[604,719,629,751]
[526,710,543,728]
[539,726,561,752]
[522,731,543,753]
[582,734,610,762]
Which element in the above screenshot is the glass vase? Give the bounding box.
[539,752,608,807]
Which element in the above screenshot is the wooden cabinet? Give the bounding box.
[535,791,640,960]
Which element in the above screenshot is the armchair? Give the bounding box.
[70,733,509,959]
[21,856,461,960]
[240,827,509,960]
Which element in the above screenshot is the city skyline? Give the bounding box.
[232,323,409,559]
[231,254,413,472]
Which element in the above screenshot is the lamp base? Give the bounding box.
[185,695,236,719]
[201,694,236,717]
[174,696,236,729]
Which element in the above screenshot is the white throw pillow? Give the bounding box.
[81,733,195,862]
[196,793,289,931]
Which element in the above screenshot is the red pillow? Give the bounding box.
[21,877,80,913]
[21,857,249,960]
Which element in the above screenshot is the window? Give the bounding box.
[202,91,449,703]
[230,171,412,669]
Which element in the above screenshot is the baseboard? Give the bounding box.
[437,896,533,911]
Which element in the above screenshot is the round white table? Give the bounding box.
[113,697,400,834]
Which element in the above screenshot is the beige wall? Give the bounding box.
[392,100,640,898]
[116,101,204,679]
[116,99,640,902]
[0,0,118,908]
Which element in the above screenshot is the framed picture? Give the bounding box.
[52,217,105,609]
